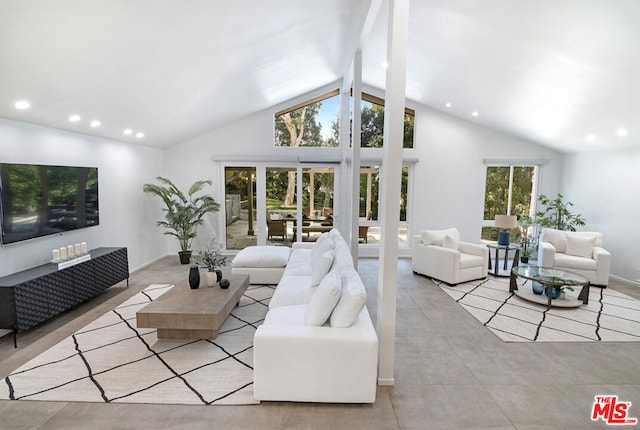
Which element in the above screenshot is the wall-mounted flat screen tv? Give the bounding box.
[0,163,99,245]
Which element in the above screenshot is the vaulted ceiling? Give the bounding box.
[1,0,638,153]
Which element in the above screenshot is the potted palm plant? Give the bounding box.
[143,177,220,264]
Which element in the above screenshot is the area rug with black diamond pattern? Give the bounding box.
[436,277,640,342]
[1,283,273,405]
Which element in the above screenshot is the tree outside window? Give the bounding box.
[360,99,414,148]
[482,165,536,241]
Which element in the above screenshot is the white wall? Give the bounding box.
[0,118,166,277]
[411,106,563,242]
[562,148,640,284]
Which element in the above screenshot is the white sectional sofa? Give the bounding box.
[251,229,379,403]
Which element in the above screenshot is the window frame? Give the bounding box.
[481,162,541,228]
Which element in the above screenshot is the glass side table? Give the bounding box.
[486,243,520,277]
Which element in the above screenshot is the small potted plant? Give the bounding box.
[194,241,226,286]
[517,216,537,263]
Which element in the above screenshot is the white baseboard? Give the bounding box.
[129,253,172,273]
[610,275,640,287]
[377,378,395,386]
[0,329,11,338]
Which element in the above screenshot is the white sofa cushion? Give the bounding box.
[554,253,597,270]
[330,268,367,328]
[565,234,596,258]
[541,228,568,253]
[232,246,291,268]
[269,274,316,309]
[442,234,459,250]
[459,253,485,269]
[306,271,341,326]
[311,237,334,264]
[311,250,335,287]
[420,228,460,246]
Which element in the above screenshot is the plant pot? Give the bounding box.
[188,266,200,289]
[520,256,529,264]
[178,251,192,265]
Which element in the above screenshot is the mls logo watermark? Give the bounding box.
[591,395,638,425]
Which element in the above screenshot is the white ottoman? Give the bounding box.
[231,246,291,284]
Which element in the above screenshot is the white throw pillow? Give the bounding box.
[311,250,334,287]
[541,228,567,253]
[311,237,334,266]
[330,268,367,328]
[442,234,459,250]
[306,271,342,326]
[420,228,460,246]
[565,234,596,258]
[231,246,291,268]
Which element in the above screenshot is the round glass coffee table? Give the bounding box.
[509,266,590,308]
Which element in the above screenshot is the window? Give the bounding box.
[360,93,414,148]
[359,165,410,246]
[481,165,537,241]
[274,90,340,148]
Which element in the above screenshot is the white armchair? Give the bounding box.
[537,228,611,287]
[412,228,489,285]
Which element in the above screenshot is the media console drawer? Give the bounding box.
[0,247,129,346]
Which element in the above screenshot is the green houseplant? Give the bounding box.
[535,193,586,231]
[143,177,220,264]
[193,240,227,286]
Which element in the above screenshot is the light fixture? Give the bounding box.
[494,215,517,246]
[69,114,81,122]
[135,132,144,138]
[586,134,596,141]
[90,120,101,127]
[123,128,133,136]
[472,111,479,117]
[14,100,30,110]
[616,128,628,137]
[445,102,452,108]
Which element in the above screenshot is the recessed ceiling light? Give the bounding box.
[90,120,101,127]
[472,111,479,117]
[135,132,144,138]
[381,61,389,69]
[445,102,452,108]
[586,134,596,141]
[616,128,628,137]
[14,100,30,110]
[123,128,133,136]
[69,114,81,122]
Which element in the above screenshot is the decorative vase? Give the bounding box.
[203,269,223,287]
[219,278,230,289]
[179,251,192,265]
[544,286,561,299]
[532,281,544,295]
[188,266,200,289]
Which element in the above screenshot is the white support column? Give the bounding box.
[339,77,352,241]
[377,0,409,386]
[351,51,363,265]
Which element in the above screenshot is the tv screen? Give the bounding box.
[0,163,99,245]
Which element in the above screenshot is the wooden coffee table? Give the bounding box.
[136,275,249,340]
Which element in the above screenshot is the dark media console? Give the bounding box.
[0,247,129,347]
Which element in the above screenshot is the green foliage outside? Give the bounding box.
[359,166,408,221]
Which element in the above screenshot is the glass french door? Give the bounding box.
[224,166,256,250]
[223,164,335,249]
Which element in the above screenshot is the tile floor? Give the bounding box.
[1,256,639,429]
